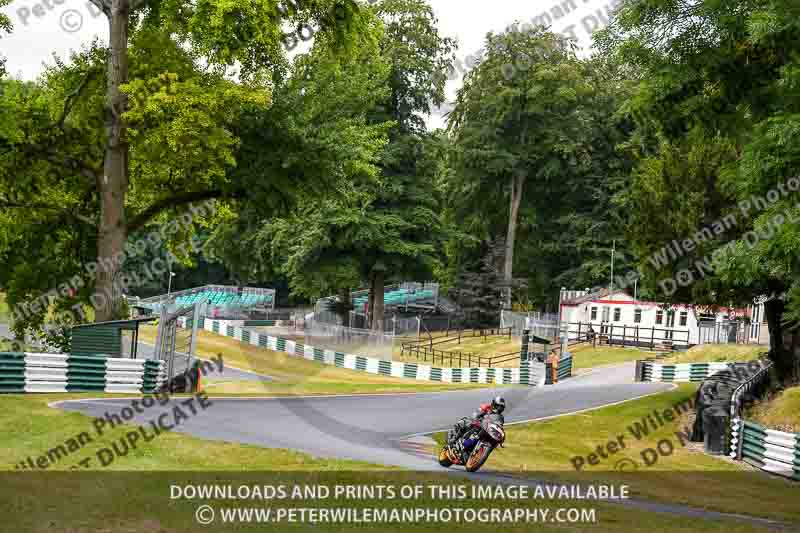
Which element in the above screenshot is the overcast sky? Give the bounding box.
[0,0,614,128]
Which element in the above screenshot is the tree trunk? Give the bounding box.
[94,0,130,323]
[504,174,524,310]
[337,287,350,326]
[366,275,375,329]
[765,297,798,383]
[371,269,385,333]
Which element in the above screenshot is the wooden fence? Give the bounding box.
[565,322,691,350]
[400,327,515,367]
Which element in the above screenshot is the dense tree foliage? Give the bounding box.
[0,0,10,77]
[447,28,590,309]
[0,0,366,329]
[2,0,799,380]
[208,0,455,330]
[597,0,800,380]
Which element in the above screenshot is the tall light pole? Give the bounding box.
[167,271,176,298]
[610,240,616,294]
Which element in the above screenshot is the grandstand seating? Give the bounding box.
[134,285,274,313]
[352,288,435,312]
[174,290,273,308]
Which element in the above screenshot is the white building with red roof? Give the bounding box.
[557,288,759,347]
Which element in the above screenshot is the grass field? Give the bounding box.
[569,344,648,370]
[167,323,769,377]
[393,332,523,367]
[0,393,391,471]
[0,390,785,532]
[433,384,798,523]
[137,326,500,395]
[659,344,766,364]
[748,385,800,432]
[569,343,767,371]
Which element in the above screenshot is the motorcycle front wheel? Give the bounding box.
[465,442,493,472]
[438,447,453,468]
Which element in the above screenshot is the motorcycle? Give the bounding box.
[438,413,505,472]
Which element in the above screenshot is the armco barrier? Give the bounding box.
[724,359,799,482]
[0,352,166,393]
[730,420,800,481]
[637,361,732,382]
[194,319,548,386]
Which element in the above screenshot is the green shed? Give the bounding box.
[70,317,157,359]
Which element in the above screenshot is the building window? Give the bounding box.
[634,309,642,323]
[613,308,621,322]
[655,310,663,325]
[590,307,597,321]
[679,311,688,326]
[666,310,676,328]
[601,307,610,322]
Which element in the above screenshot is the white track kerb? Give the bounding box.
[193,318,548,386]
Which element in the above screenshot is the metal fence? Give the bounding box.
[698,319,743,344]
[303,319,397,361]
[501,310,559,339]
[312,309,452,338]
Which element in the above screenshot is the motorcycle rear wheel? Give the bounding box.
[438,447,453,467]
[465,443,493,472]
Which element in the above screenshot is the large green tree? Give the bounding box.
[447,27,593,310]
[205,15,395,305]
[0,0,364,325]
[209,0,456,332]
[597,0,800,381]
[0,1,382,339]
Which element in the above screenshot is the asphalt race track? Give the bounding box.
[55,362,671,469]
[50,365,798,528]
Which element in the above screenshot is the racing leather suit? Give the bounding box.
[447,403,505,444]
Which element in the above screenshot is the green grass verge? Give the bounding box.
[659,344,766,364]
[0,389,784,532]
[138,326,500,395]
[0,394,389,472]
[569,345,648,370]
[434,384,797,522]
[569,343,767,371]
[393,333,523,367]
[747,385,800,433]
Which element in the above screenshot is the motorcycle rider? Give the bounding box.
[447,396,506,446]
